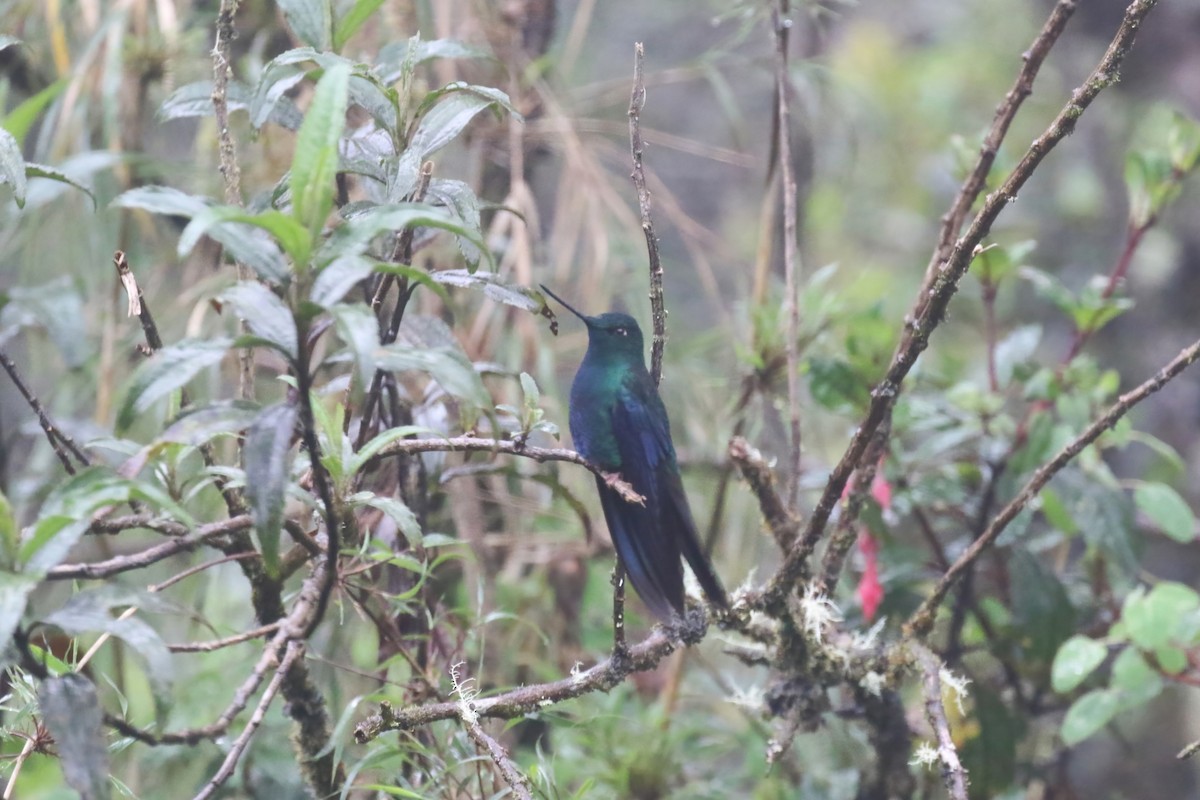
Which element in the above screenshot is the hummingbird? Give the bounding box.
[541,285,728,621]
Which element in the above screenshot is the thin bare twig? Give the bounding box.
[193,641,305,800]
[452,662,534,800]
[0,350,89,472]
[169,622,281,653]
[773,0,803,508]
[763,0,1162,611]
[905,334,1200,638]
[49,515,254,579]
[919,0,1079,295]
[912,644,970,800]
[729,436,798,551]
[628,42,666,386]
[354,614,709,741]
[209,0,254,402]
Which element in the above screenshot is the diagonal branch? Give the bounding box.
[762,0,1162,610]
[904,334,1200,638]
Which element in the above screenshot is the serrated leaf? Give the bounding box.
[278,0,332,49]
[220,282,298,361]
[158,400,262,446]
[292,60,350,243]
[117,338,231,432]
[244,402,298,577]
[1134,482,1196,543]
[1061,688,1120,746]
[375,345,490,409]
[333,0,385,50]
[330,303,380,382]
[431,270,542,311]
[1051,635,1107,694]
[38,675,111,800]
[0,127,27,207]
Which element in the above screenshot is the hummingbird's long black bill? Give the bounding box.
[539,284,590,324]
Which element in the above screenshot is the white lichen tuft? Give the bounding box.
[727,681,766,711]
[939,666,972,715]
[909,741,940,768]
[859,671,886,697]
[569,661,585,683]
[799,585,842,644]
[449,661,479,724]
[852,617,887,652]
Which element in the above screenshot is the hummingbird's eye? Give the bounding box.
[614,327,628,337]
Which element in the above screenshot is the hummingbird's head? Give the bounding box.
[540,285,646,364]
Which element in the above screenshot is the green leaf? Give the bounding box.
[24,163,96,207]
[333,0,385,50]
[1051,635,1108,693]
[1,278,91,368]
[348,425,429,475]
[319,203,487,268]
[377,37,488,82]
[1011,550,1076,668]
[391,84,518,199]
[431,270,544,311]
[278,0,332,49]
[0,127,27,207]
[41,586,175,698]
[3,79,65,148]
[38,675,111,800]
[1156,645,1188,675]
[311,254,374,307]
[159,400,262,446]
[116,187,290,283]
[1123,582,1200,651]
[1110,647,1163,709]
[291,61,351,243]
[330,303,380,382]
[426,179,484,267]
[1061,688,1120,746]
[117,338,232,432]
[19,517,90,575]
[244,402,299,577]
[220,282,299,361]
[0,490,16,569]
[180,206,311,271]
[375,344,490,409]
[349,492,421,544]
[1134,482,1196,543]
[0,572,41,659]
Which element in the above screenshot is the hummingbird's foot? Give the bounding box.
[601,471,645,506]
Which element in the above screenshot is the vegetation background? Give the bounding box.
[1,0,1200,798]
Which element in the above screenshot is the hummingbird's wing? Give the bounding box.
[602,373,727,621]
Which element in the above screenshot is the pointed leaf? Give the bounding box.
[311,254,373,307]
[330,303,380,382]
[292,61,350,242]
[42,586,174,697]
[180,206,310,270]
[38,674,111,800]
[349,425,428,474]
[117,338,231,432]
[319,203,486,267]
[278,0,332,49]
[350,492,421,544]
[25,163,96,206]
[333,0,385,50]
[375,345,489,409]
[0,572,41,658]
[3,79,66,146]
[159,400,262,446]
[431,270,542,312]
[0,490,16,568]
[220,282,298,361]
[244,402,299,577]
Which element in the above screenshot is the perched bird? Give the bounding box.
[541,285,728,621]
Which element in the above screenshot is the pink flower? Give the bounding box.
[857,531,883,621]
